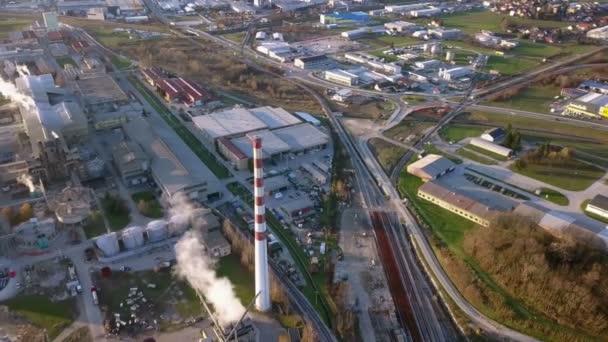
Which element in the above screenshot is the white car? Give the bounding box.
[274,192,283,199]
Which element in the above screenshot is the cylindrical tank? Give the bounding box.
[146,220,168,242]
[96,232,120,256]
[430,43,441,56]
[446,51,455,62]
[122,226,144,250]
[169,214,189,235]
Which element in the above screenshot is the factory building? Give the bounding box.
[428,28,462,40]
[410,8,442,17]
[191,208,231,257]
[580,80,608,95]
[563,92,608,118]
[340,26,385,40]
[414,59,441,70]
[156,77,213,106]
[325,69,359,86]
[320,12,370,25]
[585,194,608,220]
[219,123,329,170]
[193,106,301,145]
[481,127,505,143]
[384,3,427,14]
[301,163,327,184]
[111,141,150,187]
[384,21,417,33]
[106,0,145,17]
[75,74,129,112]
[417,181,511,227]
[407,154,455,182]
[141,67,169,87]
[256,42,294,62]
[264,176,290,196]
[469,138,513,158]
[294,55,330,69]
[438,67,473,81]
[124,117,222,203]
[52,185,92,226]
[280,197,316,220]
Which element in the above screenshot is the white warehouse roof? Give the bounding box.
[273,123,329,151]
[469,137,513,157]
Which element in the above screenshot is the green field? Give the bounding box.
[360,35,421,49]
[2,295,75,340]
[439,124,485,143]
[101,196,131,231]
[131,191,164,218]
[538,187,569,206]
[88,27,133,49]
[216,254,255,305]
[111,55,132,70]
[368,138,406,174]
[484,83,560,113]
[423,144,463,164]
[465,144,508,161]
[83,210,108,238]
[439,10,567,35]
[0,17,32,39]
[512,160,604,191]
[457,148,497,165]
[401,95,428,104]
[221,31,247,44]
[129,76,231,179]
[485,55,539,76]
[55,56,77,68]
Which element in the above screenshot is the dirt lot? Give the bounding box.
[111,37,322,114]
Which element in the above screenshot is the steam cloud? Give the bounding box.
[168,192,197,230]
[17,174,36,193]
[0,67,35,110]
[174,230,246,325]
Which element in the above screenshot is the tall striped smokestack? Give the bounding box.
[252,136,271,312]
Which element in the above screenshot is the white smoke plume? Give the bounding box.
[174,230,246,325]
[167,192,198,232]
[17,173,36,193]
[16,64,30,76]
[0,74,35,110]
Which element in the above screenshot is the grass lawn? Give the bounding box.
[438,9,567,35]
[216,254,255,306]
[485,55,539,76]
[0,17,32,39]
[359,35,420,49]
[55,56,77,68]
[87,27,133,49]
[111,55,132,70]
[83,211,108,238]
[537,187,569,206]
[511,160,604,191]
[2,295,75,340]
[424,144,463,164]
[465,144,508,161]
[401,95,428,104]
[484,83,560,113]
[221,31,247,44]
[384,120,434,143]
[439,124,485,143]
[457,148,497,165]
[131,191,164,218]
[368,138,406,174]
[101,196,130,231]
[128,76,231,179]
[581,199,608,224]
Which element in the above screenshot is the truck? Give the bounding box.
[91,287,99,305]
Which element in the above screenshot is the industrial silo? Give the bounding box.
[445,51,455,62]
[96,232,120,256]
[122,226,144,250]
[146,220,168,242]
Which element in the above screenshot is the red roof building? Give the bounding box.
[47,31,63,42]
[141,67,168,87]
[174,78,213,105]
[156,78,182,102]
[71,41,90,51]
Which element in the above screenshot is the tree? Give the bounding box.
[137,199,150,216]
[301,324,319,342]
[18,203,33,223]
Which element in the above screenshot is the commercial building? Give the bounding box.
[193,106,301,145]
[417,181,512,227]
[319,12,370,25]
[585,194,608,219]
[414,59,441,70]
[384,3,427,14]
[124,117,222,203]
[481,127,505,143]
[429,28,462,40]
[256,42,293,62]
[407,154,455,182]
[564,92,608,118]
[580,80,608,95]
[280,197,315,220]
[586,25,608,40]
[384,21,417,33]
[340,26,385,40]
[410,8,442,17]
[469,137,513,158]
[156,77,213,106]
[106,0,145,16]
[141,67,169,87]
[294,55,330,69]
[264,176,290,195]
[438,67,473,81]
[75,74,129,112]
[324,69,359,86]
[111,141,150,186]
[217,137,248,170]
[294,112,321,126]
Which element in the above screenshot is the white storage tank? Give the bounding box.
[146,220,168,242]
[122,226,145,250]
[96,232,120,256]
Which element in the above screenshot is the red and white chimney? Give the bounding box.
[252,136,271,312]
